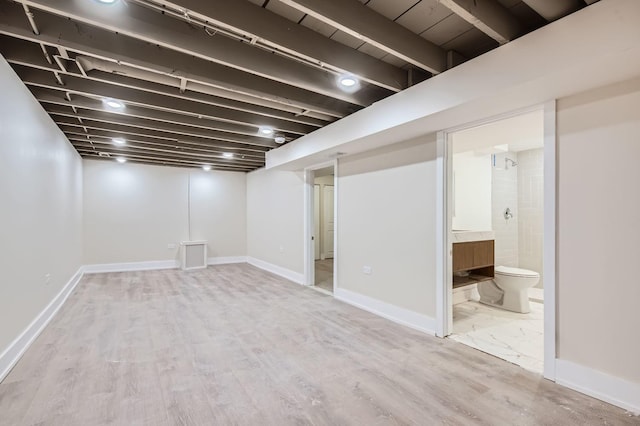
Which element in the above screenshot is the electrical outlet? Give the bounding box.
[362,266,372,275]
[167,243,177,250]
[44,273,51,285]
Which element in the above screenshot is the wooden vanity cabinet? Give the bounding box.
[452,240,494,287]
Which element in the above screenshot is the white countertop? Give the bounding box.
[451,230,495,243]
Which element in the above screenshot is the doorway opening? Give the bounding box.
[436,105,556,379]
[304,162,337,294]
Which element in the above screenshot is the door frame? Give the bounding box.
[435,101,557,381]
[304,160,338,291]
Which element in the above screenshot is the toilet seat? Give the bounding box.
[495,266,539,278]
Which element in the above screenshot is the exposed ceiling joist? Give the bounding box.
[2,38,329,128]
[15,0,392,105]
[50,111,277,150]
[0,0,579,171]
[56,120,272,155]
[61,128,267,157]
[69,139,263,167]
[0,3,356,118]
[278,0,447,73]
[78,150,254,171]
[1,35,338,122]
[521,0,583,21]
[66,134,265,162]
[44,105,277,151]
[439,0,524,44]
[150,0,407,92]
[14,64,315,136]
[33,89,276,139]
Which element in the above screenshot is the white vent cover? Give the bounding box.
[181,241,207,270]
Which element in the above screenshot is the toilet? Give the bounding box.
[478,266,540,313]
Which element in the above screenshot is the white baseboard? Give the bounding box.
[0,267,84,382]
[83,259,179,274]
[334,288,436,335]
[208,256,247,265]
[246,257,304,285]
[556,359,640,415]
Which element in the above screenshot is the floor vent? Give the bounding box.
[181,241,207,270]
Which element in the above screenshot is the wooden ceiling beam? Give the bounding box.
[154,0,407,92]
[14,64,312,136]
[0,3,356,117]
[13,0,391,105]
[278,0,447,73]
[439,0,524,44]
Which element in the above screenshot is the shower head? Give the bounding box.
[505,157,518,168]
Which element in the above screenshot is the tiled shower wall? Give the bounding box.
[517,148,544,288]
[491,152,519,267]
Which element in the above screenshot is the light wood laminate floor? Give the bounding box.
[0,264,636,425]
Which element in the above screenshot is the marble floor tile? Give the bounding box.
[449,301,544,374]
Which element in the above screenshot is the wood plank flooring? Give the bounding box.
[0,264,636,425]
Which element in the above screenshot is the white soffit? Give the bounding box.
[266,0,640,171]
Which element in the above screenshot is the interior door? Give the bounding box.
[323,185,334,259]
[314,184,321,260]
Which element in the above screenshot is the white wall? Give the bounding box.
[83,160,246,265]
[517,148,544,287]
[246,168,304,275]
[492,152,519,267]
[452,152,492,231]
[557,76,640,384]
[0,56,83,354]
[337,136,437,317]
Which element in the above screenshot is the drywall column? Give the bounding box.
[246,168,305,281]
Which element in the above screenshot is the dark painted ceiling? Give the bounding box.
[0,0,595,171]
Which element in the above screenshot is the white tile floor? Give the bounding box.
[449,300,544,374]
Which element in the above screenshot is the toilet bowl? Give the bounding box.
[478,266,540,313]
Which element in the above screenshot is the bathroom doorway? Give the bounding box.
[304,163,337,294]
[436,105,557,378]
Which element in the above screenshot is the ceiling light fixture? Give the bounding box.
[112,137,126,145]
[116,157,127,164]
[337,73,361,92]
[95,0,118,4]
[222,152,234,158]
[104,98,124,109]
[258,126,274,136]
[274,134,286,144]
[202,165,212,171]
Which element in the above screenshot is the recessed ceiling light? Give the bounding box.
[339,76,357,87]
[104,98,124,109]
[202,165,212,171]
[222,152,234,158]
[337,74,360,92]
[96,0,118,4]
[274,134,286,144]
[112,137,126,145]
[116,157,127,164]
[258,126,274,136]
